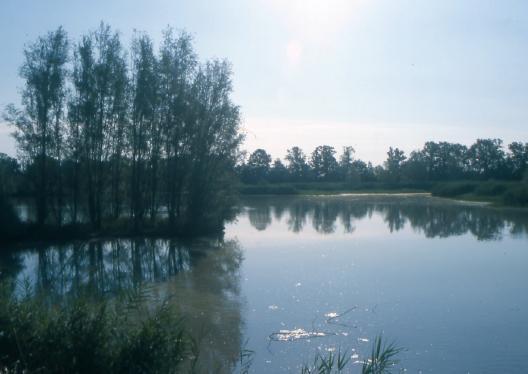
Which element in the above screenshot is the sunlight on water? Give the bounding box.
[2,195,528,373]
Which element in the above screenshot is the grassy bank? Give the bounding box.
[239,180,528,208]
[431,181,528,207]
[239,182,433,196]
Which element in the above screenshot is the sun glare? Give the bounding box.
[268,0,360,41]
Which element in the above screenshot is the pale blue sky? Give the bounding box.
[1,0,527,163]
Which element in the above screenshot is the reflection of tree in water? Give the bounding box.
[160,240,244,373]
[287,201,309,233]
[403,205,468,238]
[248,205,272,231]
[273,204,287,221]
[312,201,339,234]
[339,204,370,234]
[242,196,528,241]
[24,239,197,299]
[1,238,245,373]
[382,205,407,233]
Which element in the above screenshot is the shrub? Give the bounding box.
[502,184,528,207]
[0,284,196,373]
[474,182,508,197]
[0,195,21,239]
[431,182,477,197]
[239,184,298,195]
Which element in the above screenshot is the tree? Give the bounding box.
[311,145,338,180]
[69,24,129,228]
[467,139,506,179]
[4,24,244,234]
[285,146,309,181]
[384,147,406,182]
[158,29,197,226]
[244,149,272,183]
[339,146,356,182]
[0,153,20,196]
[420,141,467,180]
[68,33,96,224]
[130,32,158,228]
[185,60,243,230]
[4,27,68,225]
[508,142,528,180]
[269,159,288,183]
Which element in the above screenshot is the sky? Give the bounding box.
[0,0,527,164]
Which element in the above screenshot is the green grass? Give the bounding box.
[239,180,528,208]
[431,181,528,207]
[0,282,198,373]
[300,335,404,374]
[361,335,404,374]
[239,182,431,196]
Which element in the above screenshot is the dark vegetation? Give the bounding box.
[0,282,198,373]
[1,23,242,244]
[237,141,528,206]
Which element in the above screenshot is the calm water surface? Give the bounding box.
[2,195,528,373]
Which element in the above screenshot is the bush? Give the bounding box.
[431,182,477,197]
[0,284,196,373]
[0,195,21,239]
[239,184,298,195]
[502,184,528,207]
[474,182,508,197]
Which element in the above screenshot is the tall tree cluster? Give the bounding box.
[4,24,243,232]
[239,140,528,184]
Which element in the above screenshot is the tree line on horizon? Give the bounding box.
[1,24,243,232]
[238,140,528,185]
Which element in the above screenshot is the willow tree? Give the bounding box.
[185,60,243,231]
[130,33,158,228]
[69,23,128,227]
[68,34,96,224]
[157,29,197,226]
[4,27,68,225]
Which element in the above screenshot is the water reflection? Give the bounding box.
[242,195,528,240]
[0,238,244,373]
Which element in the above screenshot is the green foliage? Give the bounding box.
[361,335,404,374]
[238,140,528,188]
[432,181,528,207]
[0,283,196,373]
[311,145,339,181]
[431,182,477,197]
[502,184,528,206]
[474,182,508,197]
[238,340,255,374]
[4,27,69,225]
[240,184,298,195]
[0,153,20,196]
[300,336,403,374]
[0,196,21,238]
[286,146,310,181]
[468,139,506,179]
[4,24,242,235]
[300,348,351,374]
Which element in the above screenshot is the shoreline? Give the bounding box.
[3,191,527,248]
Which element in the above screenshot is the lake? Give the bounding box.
[2,194,528,373]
